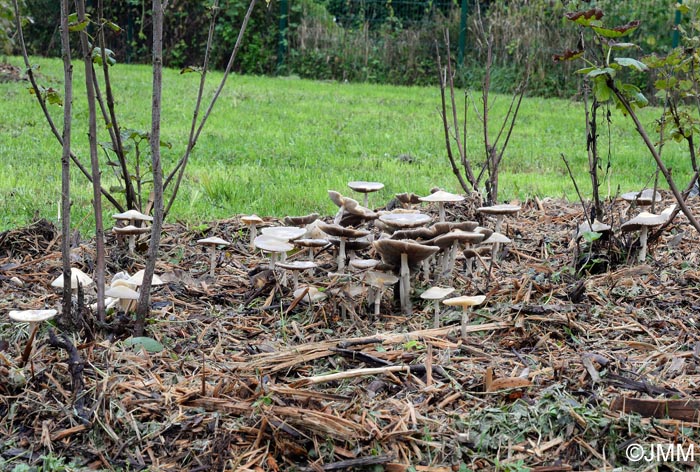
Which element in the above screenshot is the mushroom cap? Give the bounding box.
[294,238,330,248]
[364,270,400,287]
[621,189,662,205]
[261,226,307,241]
[348,181,384,193]
[317,222,370,239]
[477,204,521,216]
[379,212,432,229]
[328,190,346,207]
[620,211,668,232]
[463,246,491,258]
[197,236,231,246]
[275,261,318,271]
[50,268,94,289]
[127,269,165,286]
[576,219,612,240]
[241,214,264,225]
[481,232,512,244]
[104,285,140,300]
[373,239,440,271]
[419,190,465,203]
[395,192,422,205]
[113,225,151,235]
[112,209,154,222]
[443,295,486,308]
[9,309,58,323]
[390,227,437,241]
[283,213,319,226]
[343,199,378,220]
[349,258,380,270]
[432,221,479,233]
[293,286,327,303]
[420,286,456,300]
[254,235,294,253]
[429,230,485,249]
[475,226,494,239]
[330,237,373,251]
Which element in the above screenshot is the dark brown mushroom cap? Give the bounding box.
[330,237,372,251]
[328,190,346,207]
[344,198,378,220]
[373,239,440,271]
[620,189,662,205]
[477,204,521,215]
[395,192,422,205]
[294,238,330,248]
[284,213,319,226]
[432,221,479,233]
[463,246,492,258]
[428,230,485,250]
[318,222,370,239]
[390,227,437,241]
[475,226,494,239]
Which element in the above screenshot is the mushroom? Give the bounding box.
[293,285,327,304]
[429,230,485,279]
[254,235,294,270]
[126,269,165,287]
[283,213,319,227]
[621,189,662,215]
[275,260,318,290]
[364,271,400,317]
[575,219,612,241]
[260,226,307,242]
[347,181,384,207]
[113,224,151,255]
[373,239,440,315]
[480,232,512,261]
[112,209,154,226]
[8,308,58,365]
[329,191,377,226]
[50,267,94,294]
[349,258,380,271]
[197,236,231,277]
[317,222,370,272]
[241,215,264,250]
[419,190,465,222]
[378,212,433,233]
[104,284,141,312]
[620,211,668,262]
[477,204,521,234]
[420,286,455,328]
[293,238,330,261]
[442,295,486,341]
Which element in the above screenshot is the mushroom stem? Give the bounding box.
[292,272,299,290]
[128,235,136,255]
[638,226,649,262]
[363,193,369,208]
[208,247,217,277]
[422,258,431,284]
[438,202,446,222]
[334,205,345,225]
[20,322,39,366]
[494,215,504,234]
[460,307,470,341]
[433,300,440,329]
[374,288,382,317]
[338,238,347,272]
[249,225,257,251]
[400,253,412,315]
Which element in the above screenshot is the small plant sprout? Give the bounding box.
[197,236,231,277]
[8,309,58,365]
[347,181,384,207]
[420,286,455,328]
[419,190,465,222]
[241,215,264,250]
[50,267,94,295]
[275,260,317,290]
[443,295,486,341]
[364,270,400,317]
[620,211,668,262]
[477,204,521,234]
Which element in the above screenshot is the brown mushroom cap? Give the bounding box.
[621,189,662,205]
[317,222,370,239]
[395,192,422,205]
[390,227,437,241]
[373,239,440,271]
[481,232,511,244]
[343,199,378,220]
[328,190,346,208]
[241,214,264,225]
[197,236,231,246]
[284,213,319,226]
[477,204,521,215]
[349,258,380,270]
[348,181,384,193]
[294,238,330,249]
[432,221,479,233]
[443,295,486,308]
[419,190,465,203]
[428,230,485,249]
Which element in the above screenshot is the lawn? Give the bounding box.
[0,56,691,231]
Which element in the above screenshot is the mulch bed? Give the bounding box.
[1,193,699,471]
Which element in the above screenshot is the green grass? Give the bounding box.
[0,56,692,232]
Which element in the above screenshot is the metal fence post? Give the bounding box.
[457,0,468,64]
[672,0,682,48]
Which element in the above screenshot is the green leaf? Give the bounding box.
[552,49,584,63]
[593,78,611,101]
[592,20,640,38]
[564,9,604,27]
[582,231,602,244]
[587,67,616,78]
[68,19,89,32]
[103,20,122,33]
[608,42,636,50]
[124,336,164,353]
[575,66,597,75]
[180,66,203,74]
[614,57,648,71]
[45,87,63,106]
[677,3,691,15]
[92,47,116,66]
